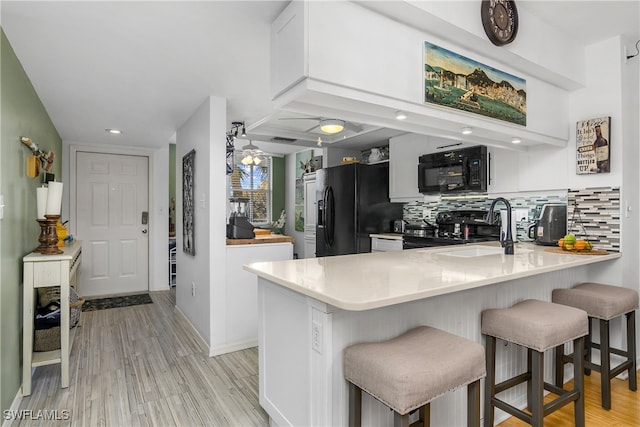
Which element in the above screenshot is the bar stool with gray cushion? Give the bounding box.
[482,299,588,427]
[343,326,485,427]
[552,282,638,410]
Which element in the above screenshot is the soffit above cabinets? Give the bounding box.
[254,79,569,151]
[247,110,407,151]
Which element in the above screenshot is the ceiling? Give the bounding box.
[2,1,639,155]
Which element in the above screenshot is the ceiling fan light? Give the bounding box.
[320,119,345,134]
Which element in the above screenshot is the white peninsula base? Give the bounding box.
[251,244,622,426]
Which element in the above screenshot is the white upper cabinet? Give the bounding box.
[389,133,467,202]
[487,147,520,194]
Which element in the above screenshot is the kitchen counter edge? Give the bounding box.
[227,235,294,245]
[244,243,620,311]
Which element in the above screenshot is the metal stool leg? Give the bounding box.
[600,318,611,410]
[627,311,637,391]
[348,382,362,427]
[484,335,496,427]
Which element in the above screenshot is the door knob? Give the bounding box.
[142,229,148,234]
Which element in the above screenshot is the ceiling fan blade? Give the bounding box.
[278,117,324,121]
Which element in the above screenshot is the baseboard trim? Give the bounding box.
[210,339,258,357]
[2,389,23,427]
[174,305,210,355]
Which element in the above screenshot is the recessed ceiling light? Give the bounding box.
[461,127,473,135]
[511,137,522,144]
[395,111,407,120]
[106,128,122,134]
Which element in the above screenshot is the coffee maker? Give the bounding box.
[227,198,255,239]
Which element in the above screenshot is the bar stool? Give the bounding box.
[552,282,638,409]
[482,299,588,427]
[343,326,485,427]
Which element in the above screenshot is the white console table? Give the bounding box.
[22,240,82,396]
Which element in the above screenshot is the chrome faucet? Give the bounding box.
[487,197,514,255]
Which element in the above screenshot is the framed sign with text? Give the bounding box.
[576,117,610,174]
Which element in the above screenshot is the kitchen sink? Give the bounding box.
[436,246,505,257]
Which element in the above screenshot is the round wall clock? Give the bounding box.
[481,0,519,46]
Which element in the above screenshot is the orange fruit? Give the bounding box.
[558,238,564,248]
[575,240,586,251]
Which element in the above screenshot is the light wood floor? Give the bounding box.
[11,289,269,427]
[13,289,639,426]
[496,369,640,426]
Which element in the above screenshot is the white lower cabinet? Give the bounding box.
[371,236,403,252]
[304,236,316,258]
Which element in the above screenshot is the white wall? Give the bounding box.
[175,96,227,350]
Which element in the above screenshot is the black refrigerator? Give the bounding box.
[315,162,403,256]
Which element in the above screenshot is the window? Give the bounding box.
[228,156,271,225]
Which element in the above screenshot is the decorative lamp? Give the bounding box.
[240,141,264,166]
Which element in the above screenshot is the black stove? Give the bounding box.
[403,210,501,249]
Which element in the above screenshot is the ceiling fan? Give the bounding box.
[278,116,363,135]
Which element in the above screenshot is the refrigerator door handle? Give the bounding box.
[327,186,335,247]
[322,187,329,246]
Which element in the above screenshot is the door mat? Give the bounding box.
[82,293,153,312]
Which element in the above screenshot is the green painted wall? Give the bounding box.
[1,30,62,411]
[271,156,285,223]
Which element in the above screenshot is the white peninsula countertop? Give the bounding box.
[244,242,620,311]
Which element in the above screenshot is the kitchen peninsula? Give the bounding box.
[244,243,621,426]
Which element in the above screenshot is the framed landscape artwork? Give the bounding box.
[182,149,195,255]
[576,116,610,175]
[424,41,527,126]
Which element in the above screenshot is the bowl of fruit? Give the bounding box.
[558,233,593,252]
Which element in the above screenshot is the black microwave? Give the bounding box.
[418,145,488,194]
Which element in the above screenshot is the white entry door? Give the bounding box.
[76,152,149,297]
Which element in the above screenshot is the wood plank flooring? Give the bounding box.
[11,290,269,427]
[497,370,640,426]
[12,289,639,426]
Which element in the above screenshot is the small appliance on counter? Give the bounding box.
[227,198,255,239]
[393,219,407,234]
[528,203,567,245]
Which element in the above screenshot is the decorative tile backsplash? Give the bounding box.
[402,187,620,250]
[567,187,620,251]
